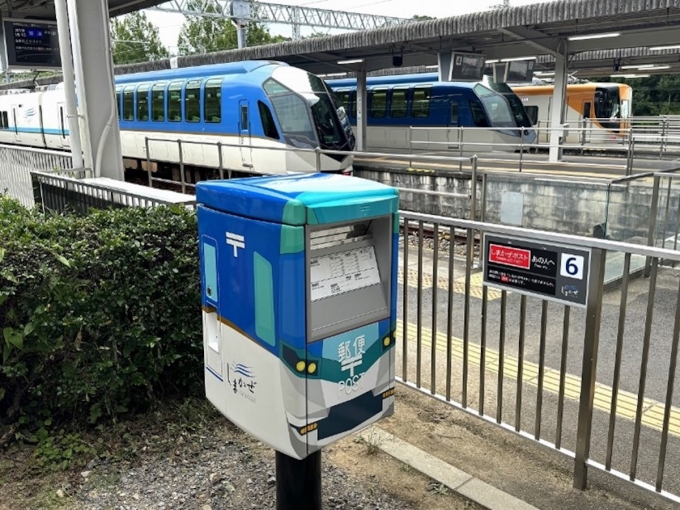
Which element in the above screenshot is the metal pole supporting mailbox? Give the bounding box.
[196,173,400,510]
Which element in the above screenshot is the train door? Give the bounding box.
[238,99,253,169]
[447,99,461,149]
[581,101,592,144]
[57,103,69,148]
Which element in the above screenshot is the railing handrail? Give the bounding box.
[401,210,680,262]
[32,170,196,207]
[0,143,75,159]
[143,136,475,166]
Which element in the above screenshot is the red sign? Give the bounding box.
[489,244,531,270]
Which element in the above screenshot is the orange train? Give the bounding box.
[511,82,633,145]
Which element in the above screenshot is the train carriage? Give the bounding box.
[511,82,633,145]
[326,73,537,154]
[0,61,356,181]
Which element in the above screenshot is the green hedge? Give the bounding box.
[0,196,203,435]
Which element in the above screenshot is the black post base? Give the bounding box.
[275,450,322,510]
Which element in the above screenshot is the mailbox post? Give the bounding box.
[196,173,399,508]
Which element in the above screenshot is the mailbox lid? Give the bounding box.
[196,173,398,226]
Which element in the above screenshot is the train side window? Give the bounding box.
[525,105,539,125]
[450,103,459,125]
[184,80,201,123]
[350,90,357,118]
[469,101,489,127]
[122,86,135,121]
[412,86,431,118]
[167,81,182,122]
[151,83,166,122]
[258,101,279,140]
[240,104,248,130]
[115,87,122,119]
[204,78,223,123]
[390,88,408,118]
[2,112,7,129]
[370,88,387,118]
[136,84,149,121]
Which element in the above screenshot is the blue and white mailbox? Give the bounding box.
[196,173,399,460]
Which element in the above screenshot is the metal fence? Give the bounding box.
[0,144,77,208]
[31,171,196,215]
[399,210,680,504]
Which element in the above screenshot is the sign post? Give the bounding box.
[482,234,591,307]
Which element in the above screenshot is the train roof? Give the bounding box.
[114,60,287,85]
[327,72,478,89]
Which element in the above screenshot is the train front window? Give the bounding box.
[267,67,352,153]
[481,78,533,128]
[595,86,621,130]
[264,79,317,148]
[474,85,514,128]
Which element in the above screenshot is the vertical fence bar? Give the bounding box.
[480,286,488,416]
[496,291,507,424]
[515,295,527,432]
[479,172,487,268]
[462,227,473,408]
[661,178,673,256]
[446,225,455,401]
[218,142,225,180]
[555,306,571,450]
[459,127,464,172]
[535,300,549,440]
[605,252,631,470]
[402,219,410,381]
[178,140,186,194]
[630,257,659,481]
[145,137,152,187]
[519,131,524,172]
[416,221,424,388]
[573,248,607,490]
[431,223,439,395]
[655,276,680,492]
[646,175,661,277]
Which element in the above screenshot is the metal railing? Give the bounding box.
[0,144,80,208]
[399,210,680,504]
[32,170,196,215]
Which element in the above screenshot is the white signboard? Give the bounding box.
[310,246,381,301]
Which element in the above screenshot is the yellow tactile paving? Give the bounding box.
[397,320,680,438]
[398,267,502,301]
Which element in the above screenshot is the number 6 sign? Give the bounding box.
[560,254,585,280]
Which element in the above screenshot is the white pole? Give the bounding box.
[66,0,93,171]
[54,0,84,170]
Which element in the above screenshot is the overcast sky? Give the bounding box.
[144,0,556,54]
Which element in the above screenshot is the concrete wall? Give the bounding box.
[355,166,668,242]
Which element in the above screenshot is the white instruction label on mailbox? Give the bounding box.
[310,246,381,301]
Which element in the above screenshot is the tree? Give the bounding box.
[177,0,288,56]
[110,11,169,65]
[411,15,435,21]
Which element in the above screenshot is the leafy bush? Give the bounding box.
[0,196,202,441]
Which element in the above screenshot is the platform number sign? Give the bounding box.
[561,254,585,280]
[483,234,591,308]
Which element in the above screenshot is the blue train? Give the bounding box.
[326,73,536,153]
[0,60,356,183]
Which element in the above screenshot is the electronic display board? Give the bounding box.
[449,52,486,81]
[3,19,61,70]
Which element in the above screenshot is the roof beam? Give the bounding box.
[498,26,561,57]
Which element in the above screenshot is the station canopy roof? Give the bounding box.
[0,0,165,19]
[1,0,680,89]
